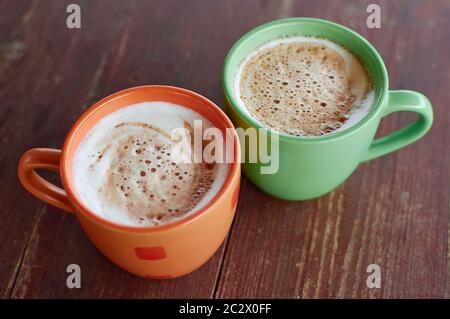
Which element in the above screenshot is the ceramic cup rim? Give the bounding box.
[60,85,240,233]
[222,17,389,143]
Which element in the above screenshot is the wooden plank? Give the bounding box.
[216,0,450,298]
[0,0,138,297]
[0,0,78,298]
[10,204,230,298]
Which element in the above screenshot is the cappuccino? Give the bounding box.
[235,36,374,136]
[73,102,228,227]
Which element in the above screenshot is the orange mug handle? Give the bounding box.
[18,148,73,212]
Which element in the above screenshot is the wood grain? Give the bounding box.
[215,0,450,299]
[0,0,448,298]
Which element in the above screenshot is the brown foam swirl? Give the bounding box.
[89,121,218,226]
[238,40,372,136]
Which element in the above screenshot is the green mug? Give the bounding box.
[222,18,433,200]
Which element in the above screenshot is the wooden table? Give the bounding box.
[1,0,449,299]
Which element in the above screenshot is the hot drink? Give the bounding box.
[235,36,374,136]
[73,102,228,227]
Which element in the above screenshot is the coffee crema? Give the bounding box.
[235,36,374,136]
[73,102,228,227]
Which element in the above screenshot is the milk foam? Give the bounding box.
[234,36,374,136]
[73,102,229,227]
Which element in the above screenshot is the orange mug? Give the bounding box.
[18,86,241,279]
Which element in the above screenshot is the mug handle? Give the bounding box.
[361,90,433,162]
[18,148,73,212]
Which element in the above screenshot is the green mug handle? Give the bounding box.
[361,90,433,162]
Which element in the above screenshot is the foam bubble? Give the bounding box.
[234,36,374,136]
[73,102,229,227]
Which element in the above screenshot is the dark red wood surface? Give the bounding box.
[0,0,449,298]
